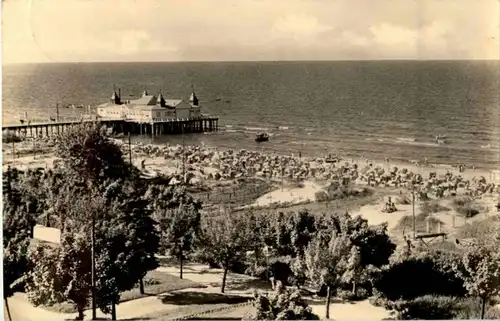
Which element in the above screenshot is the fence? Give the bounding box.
[190,184,273,206]
[168,301,252,321]
[4,139,56,165]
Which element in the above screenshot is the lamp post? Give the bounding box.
[91,214,96,320]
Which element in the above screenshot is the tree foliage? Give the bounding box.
[18,126,162,321]
[315,212,395,268]
[54,123,132,182]
[452,240,500,319]
[304,231,352,318]
[375,247,466,301]
[150,185,201,278]
[270,210,317,257]
[25,245,65,306]
[3,166,33,301]
[243,284,319,320]
[57,228,92,320]
[197,212,255,293]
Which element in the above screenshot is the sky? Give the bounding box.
[1,0,500,63]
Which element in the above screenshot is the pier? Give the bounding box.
[2,116,219,139]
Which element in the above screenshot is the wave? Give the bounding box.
[396,137,416,142]
[225,125,233,128]
[244,127,269,132]
[481,144,491,149]
[403,141,442,148]
[277,126,289,130]
[224,129,237,133]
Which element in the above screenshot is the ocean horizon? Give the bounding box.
[2,60,500,170]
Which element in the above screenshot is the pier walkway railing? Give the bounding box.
[2,115,220,130]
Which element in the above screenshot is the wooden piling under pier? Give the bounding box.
[2,116,219,139]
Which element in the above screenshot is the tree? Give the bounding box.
[54,123,133,183]
[3,228,30,321]
[93,206,131,321]
[341,245,362,295]
[453,241,500,319]
[243,284,319,320]
[25,245,65,307]
[304,231,352,319]
[3,167,36,238]
[57,228,92,320]
[117,193,160,294]
[290,255,308,289]
[197,212,254,293]
[316,212,395,268]
[271,210,316,257]
[3,172,33,321]
[375,247,466,301]
[152,185,200,280]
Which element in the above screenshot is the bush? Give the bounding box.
[394,213,442,234]
[453,197,473,208]
[338,290,357,301]
[243,285,319,320]
[269,260,293,286]
[245,265,268,279]
[453,197,481,218]
[356,287,370,300]
[396,195,411,205]
[3,131,22,143]
[420,201,450,214]
[315,184,372,202]
[374,250,466,301]
[389,295,459,320]
[338,289,368,302]
[454,297,500,319]
[369,294,388,308]
[456,217,500,239]
[388,296,500,320]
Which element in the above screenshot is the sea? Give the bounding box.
[2,61,500,170]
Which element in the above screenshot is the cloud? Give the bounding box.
[2,0,499,63]
[271,13,332,43]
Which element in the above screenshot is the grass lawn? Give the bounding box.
[140,292,252,320]
[43,270,204,314]
[193,178,274,207]
[184,304,252,320]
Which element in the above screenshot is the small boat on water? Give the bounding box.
[255,133,269,142]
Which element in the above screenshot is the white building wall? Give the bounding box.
[97,101,203,121]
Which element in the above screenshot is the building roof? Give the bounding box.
[98,90,197,111]
[132,95,157,106]
[164,99,184,107]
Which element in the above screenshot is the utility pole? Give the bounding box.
[182,126,186,185]
[128,132,132,165]
[33,136,36,160]
[412,186,416,239]
[281,166,284,192]
[56,103,60,122]
[91,215,97,320]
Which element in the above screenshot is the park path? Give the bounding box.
[5,264,258,321]
[6,264,391,321]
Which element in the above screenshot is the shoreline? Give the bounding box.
[120,133,500,174]
[3,137,498,186]
[3,126,499,173]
